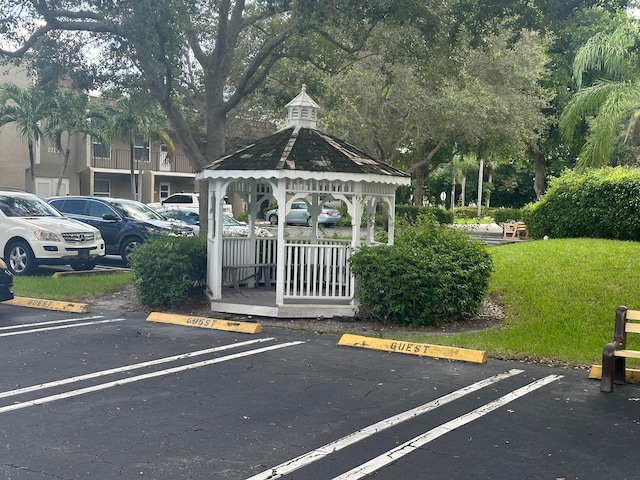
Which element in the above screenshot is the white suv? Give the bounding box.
[149,192,233,216]
[0,191,105,275]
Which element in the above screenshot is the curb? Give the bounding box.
[52,268,128,278]
[146,312,262,334]
[337,334,487,364]
[588,365,640,383]
[5,297,90,313]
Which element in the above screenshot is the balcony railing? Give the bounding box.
[92,149,196,173]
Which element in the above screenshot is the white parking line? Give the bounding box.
[246,369,525,480]
[0,318,126,337]
[0,315,107,331]
[333,375,563,479]
[0,340,305,414]
[0,337,277,400]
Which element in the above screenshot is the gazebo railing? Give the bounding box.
[222,237,277,286]
[284,241,353,299]
[221,237,353,299]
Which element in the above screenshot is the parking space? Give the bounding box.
[0,302,638,479]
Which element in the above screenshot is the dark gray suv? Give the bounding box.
[48,196,193,264]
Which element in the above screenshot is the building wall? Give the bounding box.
[0,65,198,201]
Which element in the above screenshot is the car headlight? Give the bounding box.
[0,258,8,269]
[94,230,103,241]
[33,230,61,242]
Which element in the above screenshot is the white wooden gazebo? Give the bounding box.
[196,86,410,318]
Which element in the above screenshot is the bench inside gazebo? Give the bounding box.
[196,86,410,318]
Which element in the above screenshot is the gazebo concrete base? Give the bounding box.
[206,288,357,319]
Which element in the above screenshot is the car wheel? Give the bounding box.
[121,237,142,265]
[269,214,278,225]
[305,217,311,227]
[6,240,37,276]
[71,261,97,271]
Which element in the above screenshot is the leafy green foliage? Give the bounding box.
[396,205,454,224]
[522,166,640,240]
[349,216,493,326]
[130,235,207,308]
[492,208,523,224]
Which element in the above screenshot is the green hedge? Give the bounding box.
[349,216,493,326]
[396,205,454,224]
[522,167,640,240]
[130,235,207,308]
[492,208,523,224]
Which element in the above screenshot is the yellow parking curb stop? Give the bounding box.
[6,297,90,313]
[146,312,262,334]
[588,365,640,383]
[338,334,487,364]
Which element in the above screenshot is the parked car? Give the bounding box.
[155,206,201,235]
[0,258,14,301]
[48,196,193,264]
[148,192,233,216]
[155,206,272,237]
[265,202,342,226]
[222,214,273,237]
[0,190,105,275]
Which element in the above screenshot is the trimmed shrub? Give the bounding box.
[349,216,493,326]
[522,167,640,240]
[396,205,454,224]
[492,208,523,224]
[454,206,484,220]
[130,235,207,308]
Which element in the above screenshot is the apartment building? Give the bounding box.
[0,65,197,203]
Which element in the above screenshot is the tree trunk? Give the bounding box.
[485,166,494,208]
[450,173,456,210]
[460,173,467,207]
[28,142,35,193]
[533,148,546,199]
[198,108,228,236]
[129,138,136,199]
[413,166,426,206]
[57,135,72,196]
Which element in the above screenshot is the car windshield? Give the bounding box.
[110,200,165,220]
[223,215,242,226]
[0,195,62,218]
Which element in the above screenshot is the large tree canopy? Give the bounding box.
[0,0,556,171]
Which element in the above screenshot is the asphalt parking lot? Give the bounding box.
[0,300,639,479]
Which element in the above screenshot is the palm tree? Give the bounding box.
[48,90,110,195]
[106,93,175,199]
[0,84,52,192]
[560,24,640,170]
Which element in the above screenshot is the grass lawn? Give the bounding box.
[12,272,133,303]
[402,238,640,366]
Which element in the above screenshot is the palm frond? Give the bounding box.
[573,26,638,89]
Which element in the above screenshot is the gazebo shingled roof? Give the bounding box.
[204,126,409,178]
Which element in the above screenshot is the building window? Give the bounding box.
[93,142,110,159]
[159,183,170,200]
[94,178,111,197]
[134,134,149,162]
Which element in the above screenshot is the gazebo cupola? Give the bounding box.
[285,84,319,128]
